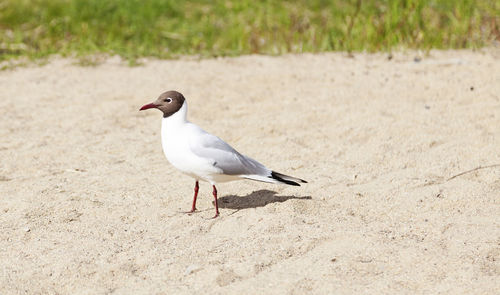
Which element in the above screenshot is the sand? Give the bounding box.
[0,49,499,294]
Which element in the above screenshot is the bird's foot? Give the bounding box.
[180,208,198,215]
[203,212,220,220]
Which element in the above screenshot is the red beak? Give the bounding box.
[140,103,157,111]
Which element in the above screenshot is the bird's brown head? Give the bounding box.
[140,90,186,118]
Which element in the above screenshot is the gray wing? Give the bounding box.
[188,129,270,176]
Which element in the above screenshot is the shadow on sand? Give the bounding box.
[217,189,311,210]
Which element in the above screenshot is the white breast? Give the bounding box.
[160,102,224,183]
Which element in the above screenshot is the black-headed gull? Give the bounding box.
[140,90,307,218]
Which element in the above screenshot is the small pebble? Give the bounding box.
[185,264,201,275]
[24,227,30,232]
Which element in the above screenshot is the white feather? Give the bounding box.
[161,101,272,184]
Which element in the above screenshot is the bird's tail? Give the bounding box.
[243,171,308,186]
[270,171,308,186]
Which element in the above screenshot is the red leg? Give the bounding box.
[212,185,220,218]
[188,181,199,213]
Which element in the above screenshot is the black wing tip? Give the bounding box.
[288,181,301,186]
[270,171,307,186]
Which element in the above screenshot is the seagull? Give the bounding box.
[140,90,307,218]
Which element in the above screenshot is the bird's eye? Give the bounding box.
[164,98,172,103]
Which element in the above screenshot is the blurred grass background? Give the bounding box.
[0,0,499,63]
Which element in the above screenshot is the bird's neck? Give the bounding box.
[161,101,188,132]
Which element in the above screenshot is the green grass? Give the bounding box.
[0,0,498,63]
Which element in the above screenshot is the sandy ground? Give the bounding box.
[0,49,499,294]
